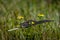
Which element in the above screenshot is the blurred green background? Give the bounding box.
[0,0,60,40]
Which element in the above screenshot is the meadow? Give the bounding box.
[0,0,60,40]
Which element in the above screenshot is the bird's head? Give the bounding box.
[20,20,36,28]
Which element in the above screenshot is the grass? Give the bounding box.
[0,0,60,40]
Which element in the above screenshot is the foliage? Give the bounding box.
[0,0,60,40]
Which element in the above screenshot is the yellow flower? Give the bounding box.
[38,13,44,17]
[17,16,24,19]
[31,21,35,24]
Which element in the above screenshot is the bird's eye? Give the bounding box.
[31,21,35,24]
[29,21,35,25]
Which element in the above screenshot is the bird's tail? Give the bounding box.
[36,20,54,24]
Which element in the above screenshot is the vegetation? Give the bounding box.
[0,0,60,40]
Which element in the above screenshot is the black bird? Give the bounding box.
[8,20,54,31]
[20,20,54,28]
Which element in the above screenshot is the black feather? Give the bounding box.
[35,20,54,24]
